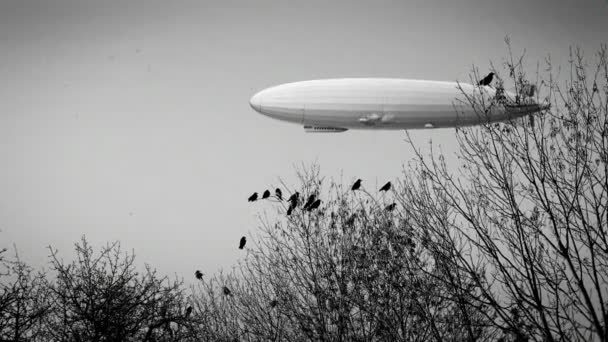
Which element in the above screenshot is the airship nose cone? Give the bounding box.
[249,91,262,113]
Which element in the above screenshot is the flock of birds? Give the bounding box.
[192,179,397,304]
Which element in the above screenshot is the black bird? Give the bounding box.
[262,190,271,199]
[185,306,193,316]
[351,179,362,191]
[275,188,282,200]
[239,236,247,249]
[478,72,495,86]
[307,199,321,211]
[248,192,258,202]
[303,194,316,210]
[379,181,391,192]
[385,203,396,211]
[270,300,278,308]
[195,270,203,280]
[223,286,232,296]
[287,192,299,203]
[286,205,293,216]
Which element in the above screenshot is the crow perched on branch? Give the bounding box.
[223,286,232,296]
[239,236,247,249]
[478,72,495,86]
[275,188,282,200]
[303,194,316,210]
[385,203,397,211]
[262,190,270,199]
[351,179,362,191]
[195,270,203,280]
[307,199,321,211]
[248,193,258,202]
[379,181,391,192]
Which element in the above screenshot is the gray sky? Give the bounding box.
[0,0,606,281]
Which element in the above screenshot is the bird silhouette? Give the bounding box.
[195,270,203,280]
[351,179,362,191]
[275,188,282,200]
[248,192,258,202]
[379,181,391,192]
[307,199,321,211]
[288,192,300,207]
[478,72,495,86]
[286,205,293,216]
[185,306,193,316]
[262,190,271,199]
[223,286,232,296]
[385,203,397,211]
[303,194,316,210]
[239,236,247,249]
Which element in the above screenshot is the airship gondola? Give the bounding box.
[249,78,548,132]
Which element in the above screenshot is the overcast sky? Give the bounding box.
[0,0,606,282]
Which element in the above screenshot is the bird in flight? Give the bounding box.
[379,181,391,192]
[478,72,495,86]
[223,286,232,296]
[351,179,362,191]
[262,190,271,199]
[195,270,203,280]
[385,203,396,211]
[239,236,247,249]
[275,188,282,200]
[248,192,258,202]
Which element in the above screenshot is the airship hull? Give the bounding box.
[249,78,547,131]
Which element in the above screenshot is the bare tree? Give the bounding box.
[398,42,608,341]
[193,165,491,341]
[42,236,196,342]
[0,249,51,341]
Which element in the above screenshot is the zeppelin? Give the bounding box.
[249,78,549,132]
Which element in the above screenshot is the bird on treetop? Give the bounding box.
[478,72,495,87]
[248,192,258,202]
[303,194,316,210]
[307,199,321,211]
[195,270,203,280]
[262,190,270,199]
[239,236,247,249]
[275,188,282,200]
[379,181,391,192]
[351,179,362,191]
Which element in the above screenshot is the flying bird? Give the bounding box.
[385,203,397,211]
[307,199,321,211]
[262,190,271,199]
[195,270,203,280]
[223,286,232,296]
[351,179,362,191]
[379,181,391,192]
[185,306,193,316]
[303,194,316,210]
[478,72,495,86]
[239,236,247,249]
[248,192,258,202]
[275,188,282,200]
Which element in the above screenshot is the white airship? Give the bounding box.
[249,78,548,132]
